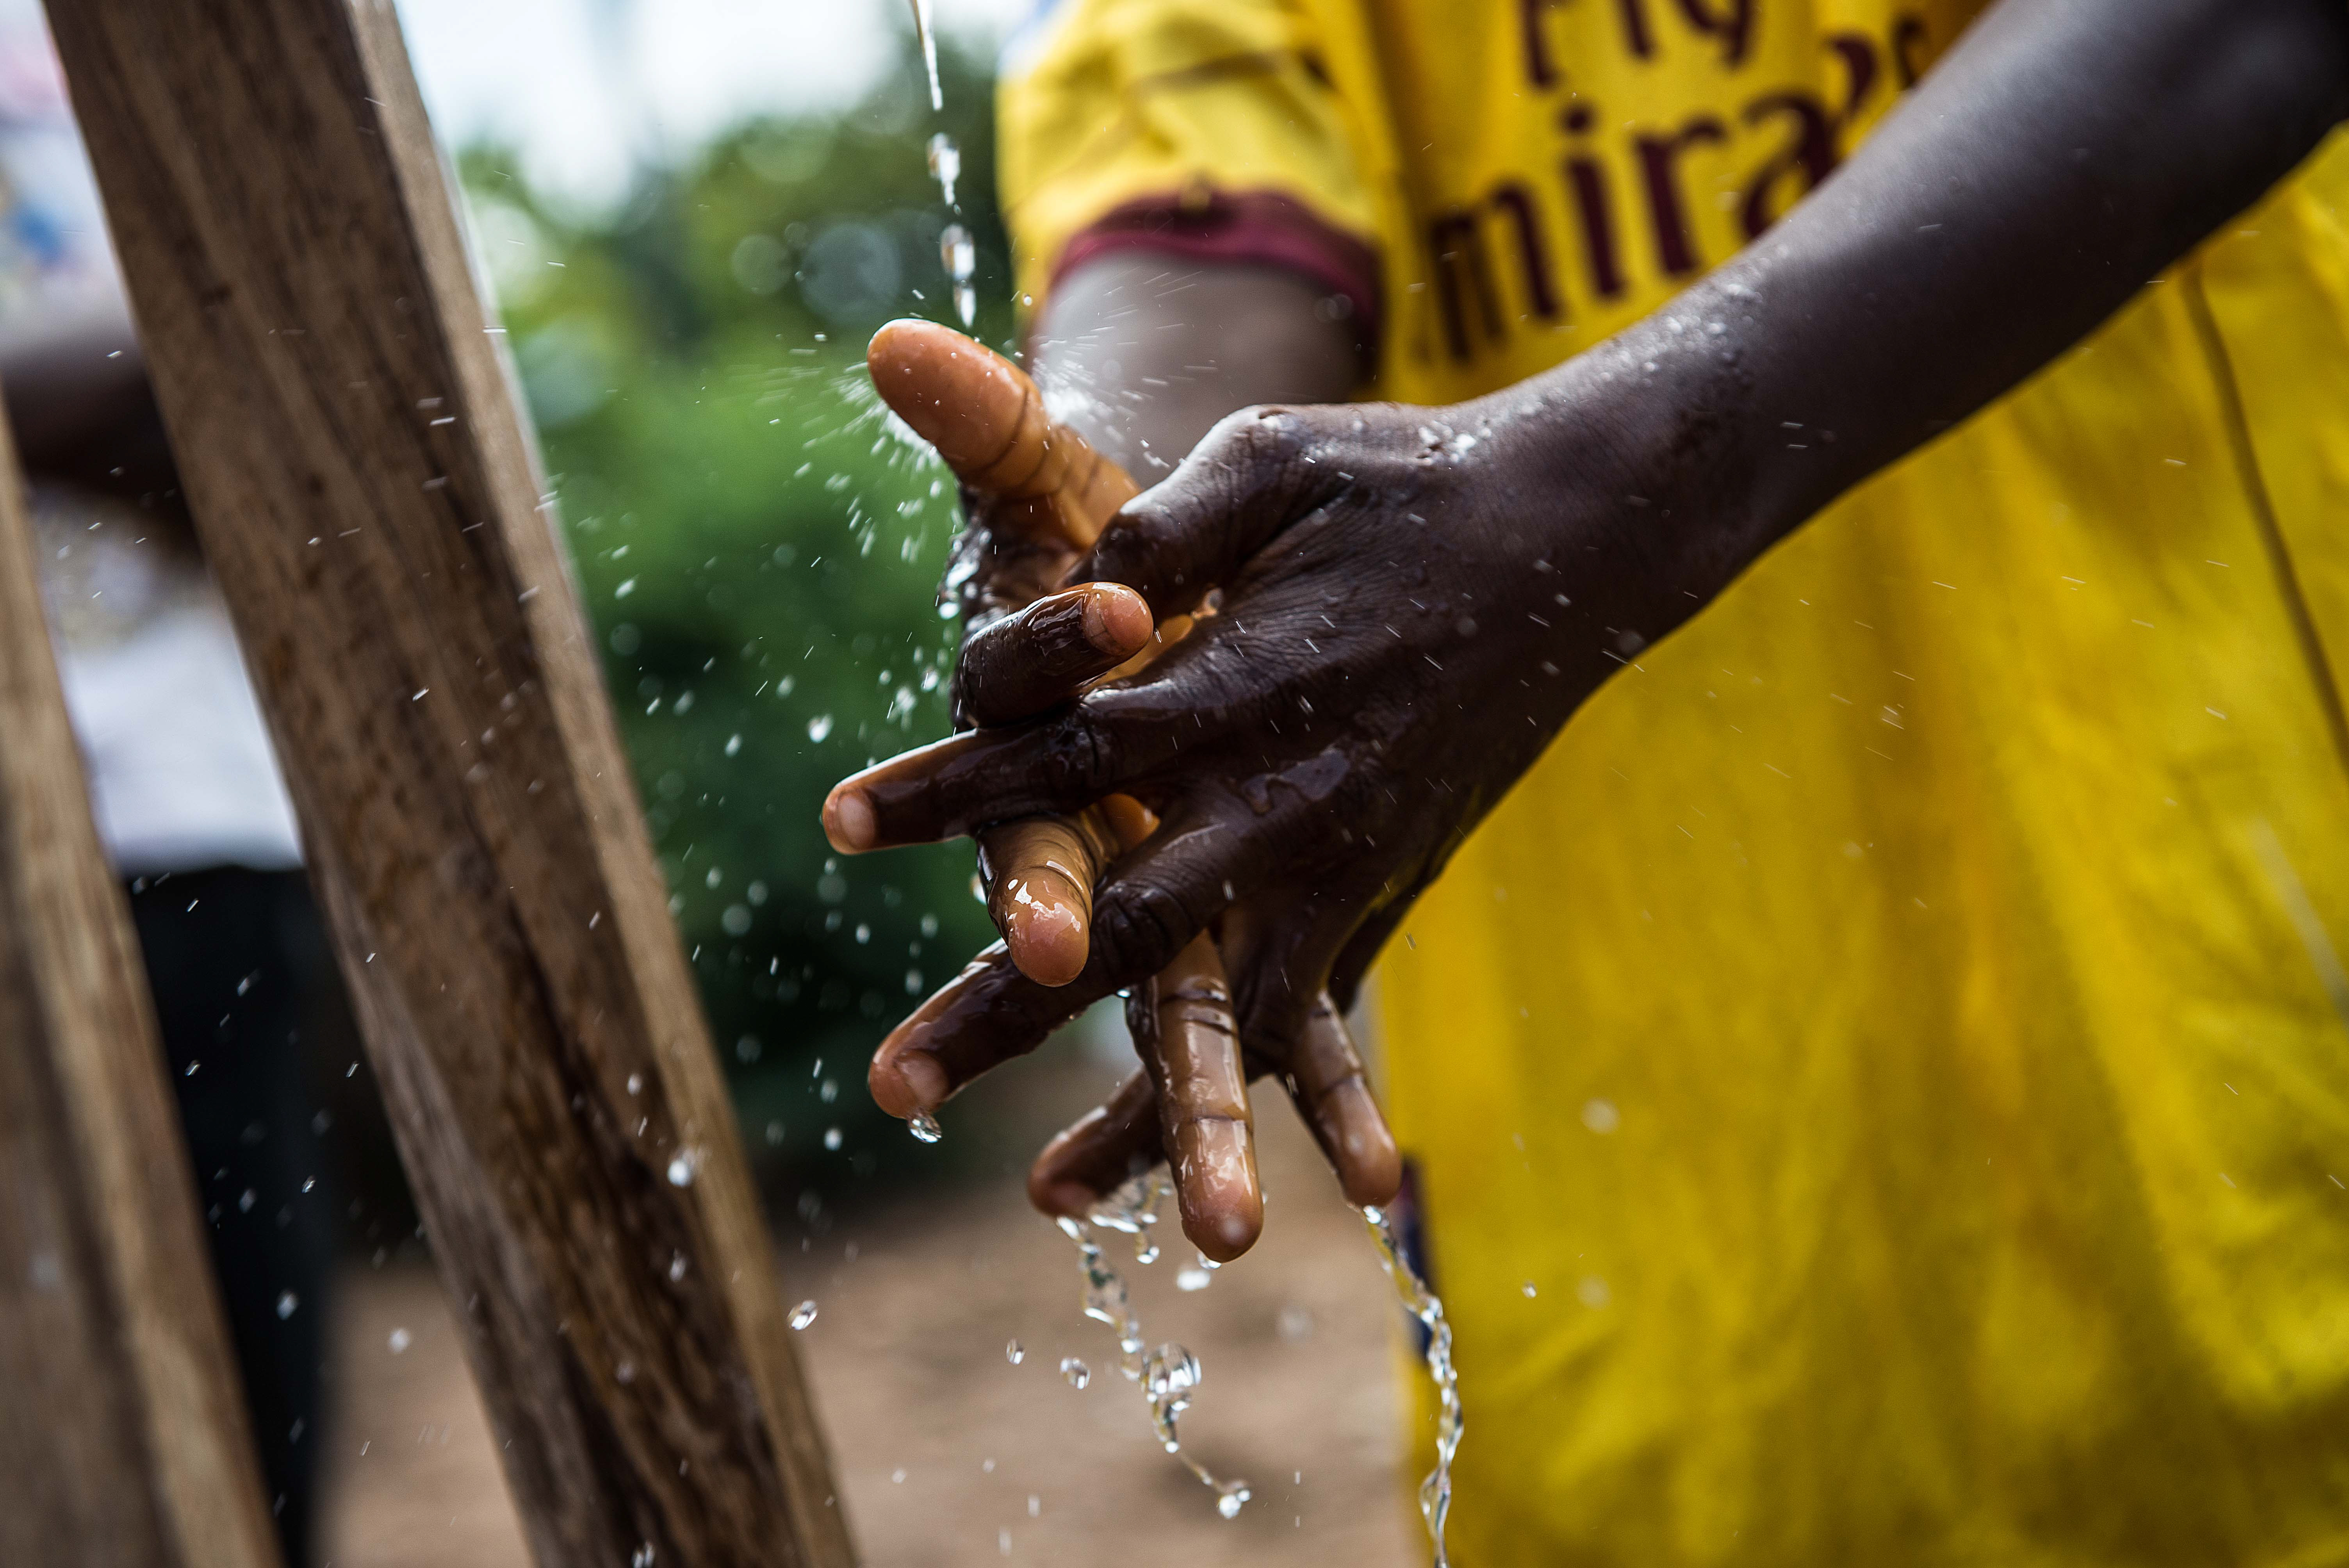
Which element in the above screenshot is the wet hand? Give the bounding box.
[832,382,1715,1228]
[862,321,1403,1257]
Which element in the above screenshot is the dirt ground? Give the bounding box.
[315,1033,1425,1568]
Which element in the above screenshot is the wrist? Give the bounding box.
[1469,288,1800,634]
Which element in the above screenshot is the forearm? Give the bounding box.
[1030,254,1359,479]
[1504,0,2349,595]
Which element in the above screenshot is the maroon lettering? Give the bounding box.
[1673,0,1754,66]
[1891,14,1929,87]
[1826,31,1880,121]
[1559,104,1627,301]
[1616,0,1656,59]
[1429,210,1507,362]
[1520,0,1570,87]
[1634,116,1727,276]
[1490,182,1561,321]
[1737,91,1836,239]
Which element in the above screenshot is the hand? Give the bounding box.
[830,372,1707,1234]
[862,321,1399,1258]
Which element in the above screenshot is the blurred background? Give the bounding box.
[290,2,1417,1564]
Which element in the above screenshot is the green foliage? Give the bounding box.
[457,33,1017,1193]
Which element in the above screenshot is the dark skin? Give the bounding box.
[828,0,2349,1249]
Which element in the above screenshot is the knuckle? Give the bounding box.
[1088,883,1191,982]
[1039,710,1118,799]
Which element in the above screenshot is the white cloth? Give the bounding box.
[2,5,304,876]
[55,599,305,876]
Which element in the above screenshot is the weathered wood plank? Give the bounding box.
[44,4,856,1564]
[0,408,282,1567]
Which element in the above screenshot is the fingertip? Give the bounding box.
[1007,896,1088,987]
[1080,583,1153,659]
[822,785,876,853]
[1030,1176,1098,1219]
[1175,1121,1263,1262]
[1325,1083,1404,1207]
[1338,1136,1404,1208]
[1185,1197,1264,1263]
[868,1047,947,1119]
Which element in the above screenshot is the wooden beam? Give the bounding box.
[44,5,857,1565]
[0,410,282,1565]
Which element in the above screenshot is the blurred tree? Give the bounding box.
[453,30,1019,1208]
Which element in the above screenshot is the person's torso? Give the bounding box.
[1348,3,2349,1561]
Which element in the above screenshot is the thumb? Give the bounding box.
[1075,405,1329,618]
[866,318,1135,546]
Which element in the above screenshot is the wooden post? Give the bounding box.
[0,415,283,1564]
[45,5,858,1565]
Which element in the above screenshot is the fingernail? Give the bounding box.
[1007,893,1086,987]
[896,1051,948,1110]
[1080,584,1151,657]
[823,786,875,852]
[868,1048,947,1119]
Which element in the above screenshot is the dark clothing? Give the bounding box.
[132,866,335,1563]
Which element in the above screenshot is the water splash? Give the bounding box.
[1364,1205,1462,1567]
[789,1299,818,1330]
[908,0,944,112]
[1057,1174,1250,1519]
[927,133,961,211]
[940,223,976,329]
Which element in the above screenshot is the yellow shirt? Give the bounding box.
[1002,2,2349,1560]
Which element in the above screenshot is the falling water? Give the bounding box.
[940,225,976,329]
[903,4,976,328]
[1364,1205,1463,1567]
[909,0,944,112]
[927,133,961,210]
[1058,1174,1251,1519]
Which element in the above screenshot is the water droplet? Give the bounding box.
[891,1467,907,1484]
[909,1109,943,1144]
[1027,1494,1041,1518]
[387,1327,412,1354]
[765,1120,784,1145]
[627,1073,643,1096]
[669,1253,689,1282]
[275,1290,299,1320]
[1176,1267,1211,1292]
[632,1545,655,1568]
[1278,1305,1314,1341]
[616,1360,636,1384]
[820,1077,839,1103]
[938,223,977,328]
[724,732,742,757]
[807,714,834,742]
[926,132,961,209]
[1365,1205,1463,1566]
[789,1300,818,1330]
[666,1150,697,1187]
[823,1126,843,1151]
[1521,1280,1538,1298]
[1059,1357,1089,1389]
[1005,1338,1023,1364]
[909,0,943,111]
[1578,1276,1611,1310]
[1218,1486,1248,1520]
[1581,1098,1620,1134]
